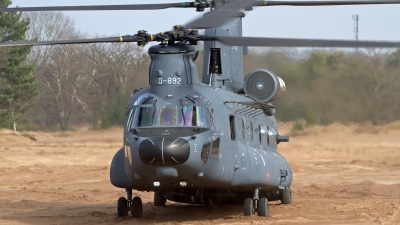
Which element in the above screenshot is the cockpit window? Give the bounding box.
[135,107,158,127]
[179,106,208,127]
[126,109,135,131]
[184,93,210,105]
[131,105,209,128]
[134,93,155,105]
[160,106,177,126]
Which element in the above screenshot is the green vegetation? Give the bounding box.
[291,120,305,132]
[272,49,400,126]
[100,93,130,129]
[0,0,39,132]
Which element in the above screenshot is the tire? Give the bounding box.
[281,188,292,204]
[154,192,166,206]
[244,198,253,216]
[117,197,128,217]
[258,197,269,217]
[131,197,143,218]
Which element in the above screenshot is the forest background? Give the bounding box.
[1,11,400,132]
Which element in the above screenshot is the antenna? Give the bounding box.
[352,14,359,52]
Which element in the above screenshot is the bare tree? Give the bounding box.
[25,12,97,130]
[85,41,149,95]
[80,40,149,126]
[25,11,150,130]
[24,12,75,68]
[40,43,95,130]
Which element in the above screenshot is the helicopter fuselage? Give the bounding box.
[110,43,292,203]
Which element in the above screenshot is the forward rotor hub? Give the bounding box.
[133,26,201,46]
[194,0,212,11]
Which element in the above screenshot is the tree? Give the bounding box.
[25,11,150,130]
[24,11,76,68]
[85,41,149,94]
[0,0,38,132]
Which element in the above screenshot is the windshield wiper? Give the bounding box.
[180,99,186,126]
[150,99,158,125]
[185,96,196,103]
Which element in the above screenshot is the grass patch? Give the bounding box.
[20,132,37,141]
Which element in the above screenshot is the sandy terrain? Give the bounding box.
[0,123,399,225]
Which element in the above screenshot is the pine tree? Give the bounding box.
[0,0,38,132]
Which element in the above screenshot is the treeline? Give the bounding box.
[1,10,399,131]
[24,12,149,131]
[246,48,400,126]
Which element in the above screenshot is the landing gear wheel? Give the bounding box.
[154,192,166,206]
[131,196,143,218]
[258,197,269,217]
[244,198,253,216]
[117,197,128,217]
[281,188,292,204]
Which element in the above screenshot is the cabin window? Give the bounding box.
[242,119,245,139]
[160,106,177,126]
[250,122,254,142]
[179,106,208,127]
[202,135,220,162]
[242,119,246,140]
[201,137,211,164]
[268,127,277,147]
[135,107,158,127]
[260,125,268,145]
[229,115,235,140]
[125,139,132,165]
[210,135,220,156]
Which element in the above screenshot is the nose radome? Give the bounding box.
[139,137,190,166]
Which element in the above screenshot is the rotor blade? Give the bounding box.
[186,0,257,29]
[0,2,195,12]
[253,0,400,7]
[0,36,142,47]
[209,36,400,48]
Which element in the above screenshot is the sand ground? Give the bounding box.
[0,123,399,225]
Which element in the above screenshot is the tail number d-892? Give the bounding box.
[159,77,182,85]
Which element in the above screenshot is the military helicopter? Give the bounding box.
[2,0,400,218]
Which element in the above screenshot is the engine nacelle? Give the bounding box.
[244,69,286,103]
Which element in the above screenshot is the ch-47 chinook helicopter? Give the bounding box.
[2,0,400,218]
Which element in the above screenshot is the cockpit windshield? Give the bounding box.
[133,105,208,128]
[179,106,208,127]
[131,92,210,128]
[160,106,177,126]
[135,107,158,127]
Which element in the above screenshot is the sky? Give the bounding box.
[9,0,400,43]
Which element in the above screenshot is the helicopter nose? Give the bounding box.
[139,137,190,166]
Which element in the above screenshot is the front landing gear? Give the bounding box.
[258,197,269,217]
[131,196,143,218]
[117,189,143,218]
[243,187,269,217]
[117,197,128,217]
[244,198,253,216]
